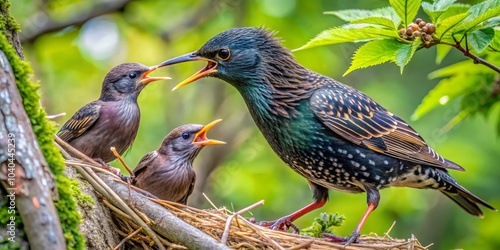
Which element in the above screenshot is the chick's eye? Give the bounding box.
[217,48,230,60]
[129,73,137,79]
[181,132,190,140]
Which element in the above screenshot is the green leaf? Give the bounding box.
[422,0,456,22]
[324,6,401,27]
[301,213,345,238]
[438,3,471,21]
[452,1,500,34]
[395,38,422,73]
[463,0,500,22]
[490,29,500,50]
[412,74,481,120]
[436,12,470,39]
[351,16,398,30]
[295,27,398,51]
[344,40,404,76]
[389,0,422,27]
[435,45,453,64]
[468,27,495,53]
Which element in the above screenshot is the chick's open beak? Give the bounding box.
[139,65,172,85]
[157,52,218,91]
[192,119,225,146]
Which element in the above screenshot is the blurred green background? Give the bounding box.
[11,0,499,249]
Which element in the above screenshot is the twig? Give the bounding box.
[103,199,132,221]
[288,240,314,250]
[55,136,167,250]
[221,200,264,244]
[111,147,135,178]
[112,177,159,199]
[443,36,500,73]
[20,0,133,43]
[383,221,396,240]
[113,226,143,250]
[203,192,219,210]
[46,112,66,119]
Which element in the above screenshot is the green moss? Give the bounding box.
[0,4,85,249]
[70,178,94,209]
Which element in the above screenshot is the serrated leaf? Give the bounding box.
[295,27,398,51]
[463,0,500,23]
[468,27,495,53]
[422,2,438,21]
[395,38,422,73]
[412,74,481,120]
[452,2,500,34]
[422,0,456,22]
[434,0,457,11]
[351,17,398,30]
[490,29,500,50]
[344,40,404,75]
[325,7,401,28]
[436,12,470,39]
[438,3,471,21]
[436,45,453,64]
[389,0,422,27]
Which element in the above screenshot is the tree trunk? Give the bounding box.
[0,48,65,248]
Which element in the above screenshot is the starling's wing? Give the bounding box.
[57,101,101,142]
[133,151,158,177]
[178,175,196,205]
[310,87,464,171]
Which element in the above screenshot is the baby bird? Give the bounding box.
[57,63,169,162]
[132,119,225,204]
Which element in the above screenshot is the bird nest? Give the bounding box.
[55,136,431,250]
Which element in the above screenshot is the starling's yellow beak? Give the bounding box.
[192,119,225,146]
[139,66,172,85]
[157,52,218,91]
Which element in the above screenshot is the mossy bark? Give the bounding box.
[0,1,85,249]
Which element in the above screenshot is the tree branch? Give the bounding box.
[0,50,66,249]
[20,0,133,43]
[448,36,500,74]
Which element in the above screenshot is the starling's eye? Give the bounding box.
[129,73,137,79]
[181,132,190,140]
[217,48,230,60]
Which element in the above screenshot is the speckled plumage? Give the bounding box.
[159,27,495,243]
[58,63,166,162]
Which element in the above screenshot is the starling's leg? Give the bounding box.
[259,199,327,233]
[324,187,380,245]
[259,182,329,233]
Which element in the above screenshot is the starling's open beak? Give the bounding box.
[157,52,218,91]
[139,66,172,85]
[192,119,225,146]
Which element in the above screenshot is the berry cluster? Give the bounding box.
[399,18,436,45]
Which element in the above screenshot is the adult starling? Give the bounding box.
[158,27,495,243]
[132,119,225,204]
[57,63,170,163]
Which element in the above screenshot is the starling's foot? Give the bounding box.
[94,158,123,177]
[322,232,360,245]
[258,217,300,234]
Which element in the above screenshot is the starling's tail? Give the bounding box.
[437,170,496,217]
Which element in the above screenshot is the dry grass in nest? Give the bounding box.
[55,135,431,250]
[148,198,430,250]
